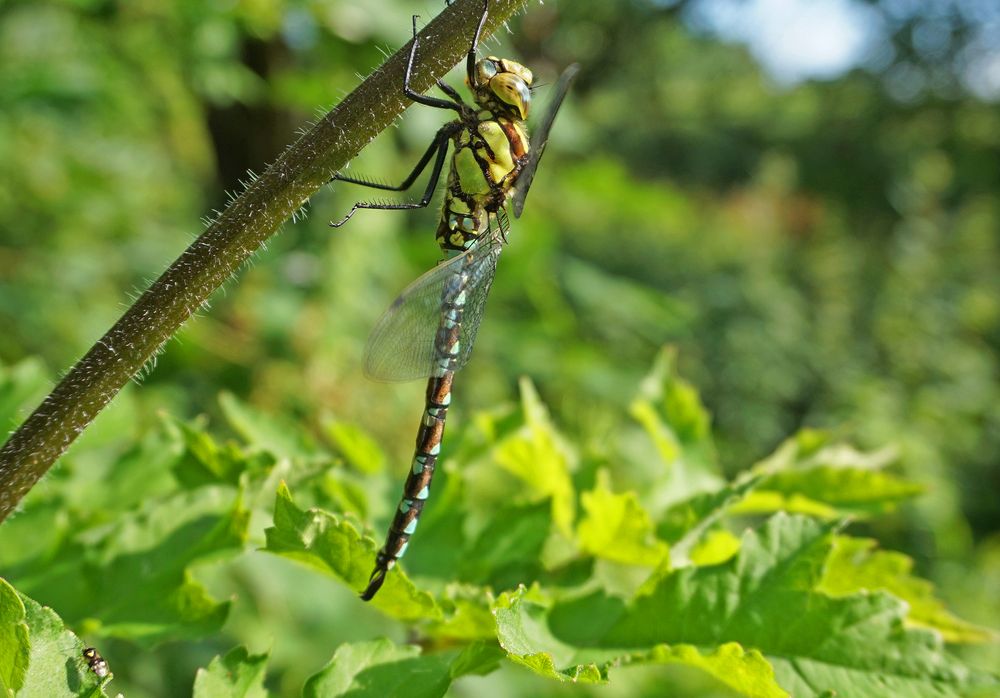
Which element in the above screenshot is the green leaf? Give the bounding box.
[458,500,551,590]
[0,577,29,696]
[629,347,723,503]
[658,474,760,566]
[10,585,110,697]
[169,416,253,487]
[302,638,489,698]
[577,470,668,566]
[11,486,246,644]
[192,646,269,698]
[821,536,996,644]
[493,588,605,684]
[425,588,498,641]
[494,515,999,697]
[322,417,385,474]
[624,643,786,698]
[447,641,505,677]
[492,379,576,536]
[736,432,922,517]
[687,529,741,566]
[90,486,247,642]
[263,484,440,622]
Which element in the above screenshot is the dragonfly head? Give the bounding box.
[470,56,533,120]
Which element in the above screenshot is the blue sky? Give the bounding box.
[687,0,885,83]
[683,0,1000,99]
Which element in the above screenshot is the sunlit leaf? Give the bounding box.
[577,469,668,566]
[629,347,723,504]
[821,536,996,644]
[495,515,998,696]
[734,432,922,517]
[263,484,440,622]
[493,379,575,536]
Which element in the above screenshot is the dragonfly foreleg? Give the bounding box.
[436,79,465,106]
[329,127,453,228]
[330,123,456,193]
[465,0,489,88]
[404,14,465,112]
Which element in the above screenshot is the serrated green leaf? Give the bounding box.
[821,536,996,643]
[495,515,999,697]
[0,577,30,696]
[263,484,440,621]
[14,589,109,697]
[577,470,668,566]
[322,418,385,474]
[447,641,505,677]
[492,379,575,536]
[87,487,246,642]
[493,588,605,684]
[302,638,486,698]
[425,588,497,641]
[624,643,786,698]
[192,646,269,698]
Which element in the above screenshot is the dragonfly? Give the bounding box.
[330,0,578,601]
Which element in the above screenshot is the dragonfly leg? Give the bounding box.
[330,124,455,192]
[436,79,465,106]
[465,0,490,88]
[329,128,452,228]
[404,15,464,111]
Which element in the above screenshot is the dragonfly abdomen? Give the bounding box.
[360,268,467,600]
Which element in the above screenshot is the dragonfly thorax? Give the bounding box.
[470,56,533,120]
[436,110,530,253]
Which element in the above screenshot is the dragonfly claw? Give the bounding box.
[360,566,388,601]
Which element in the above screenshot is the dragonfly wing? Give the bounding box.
[364,231,503,382]
[453,219,505,371]
[511,63,580,218]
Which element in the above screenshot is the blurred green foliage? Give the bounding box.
[0,0,998,695]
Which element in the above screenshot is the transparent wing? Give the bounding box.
[364,224,505,382]
[512,63,580,218]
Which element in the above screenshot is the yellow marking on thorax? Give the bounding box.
[478,121,516,183]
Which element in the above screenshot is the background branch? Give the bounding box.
[0,0,529,522]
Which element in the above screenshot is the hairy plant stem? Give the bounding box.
[0,0,529,522]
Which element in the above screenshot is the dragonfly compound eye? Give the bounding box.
[497,58,533,86]
[474,58,499,85]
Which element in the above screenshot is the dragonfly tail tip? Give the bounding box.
[360,567,388,601]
